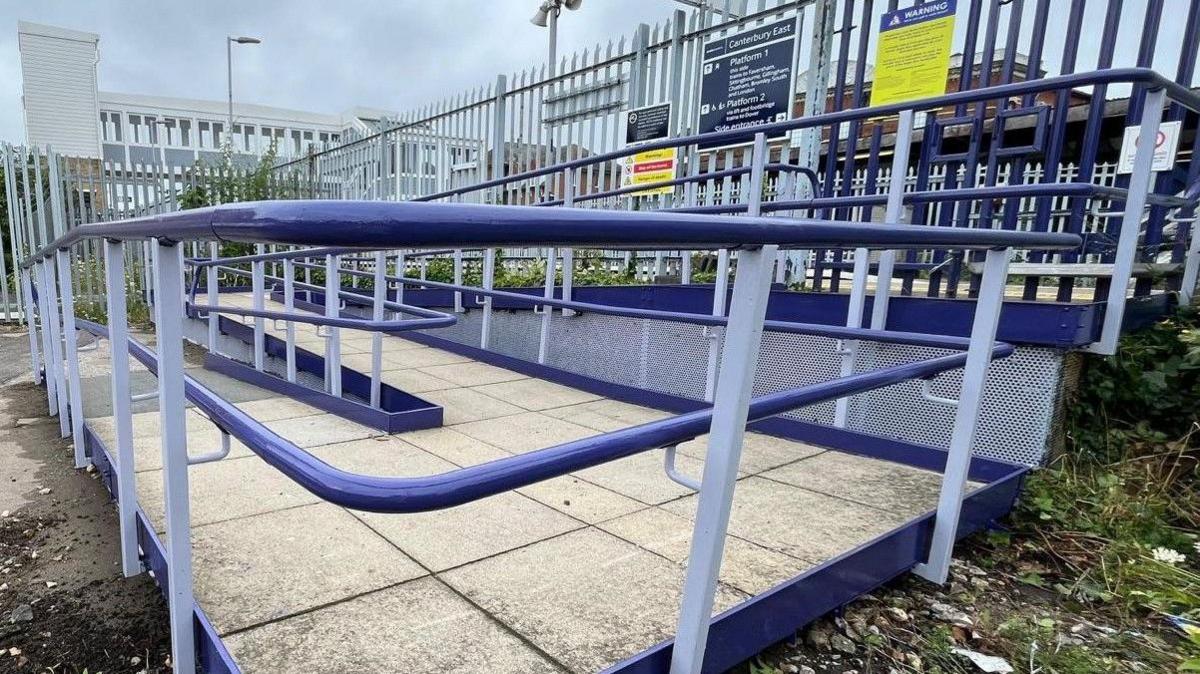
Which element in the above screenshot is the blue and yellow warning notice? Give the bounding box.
[870,0,957,106]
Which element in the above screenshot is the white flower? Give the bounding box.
[1193,541,1200,555]
[1151,547,1186,566]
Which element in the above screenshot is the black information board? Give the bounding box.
[698,17,798,148]
[625,103,672,145]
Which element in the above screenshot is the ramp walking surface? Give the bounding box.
[76,295,977,673]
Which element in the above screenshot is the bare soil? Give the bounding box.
[0,326,171,674]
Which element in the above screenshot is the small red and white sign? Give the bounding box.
[1117,120,1182,174]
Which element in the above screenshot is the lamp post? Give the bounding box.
[226,35,262,151]
[530,0,582,77]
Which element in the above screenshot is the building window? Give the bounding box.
[232,124,254,152]
[179,119,192,147]
[290,129,303,155]
[100,111,123,142]
[160,118,181,146]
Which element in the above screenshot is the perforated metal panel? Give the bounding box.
[186,306,1066,467]
[419,310,1066,466]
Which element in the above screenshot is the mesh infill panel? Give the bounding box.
[420,310,1065,466]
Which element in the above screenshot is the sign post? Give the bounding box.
[697,16,799,148]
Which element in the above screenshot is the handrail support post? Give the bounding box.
[103,239,142,578]
[1087,87,1166,355]
[913,247,1010,584]
[152,239,197,674]
[671,133,774,674]
[55,248,87,466]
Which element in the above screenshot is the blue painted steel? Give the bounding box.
[74,316,1009,514]
[602,468,1027,674]
[203,313,443,433]
[993,106,1051,159]
[22,199,1080,258]
[355,283,1100,348]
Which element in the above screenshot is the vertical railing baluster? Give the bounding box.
[207,242,220,353]
[325,253,343,396]
[671,134,776,674]
[55,248,87,466]
[283,258,297,383]
[252,244,266,371]
[1088,87,1166,355]
[19,269,42,384]
[371,250,386,407]
[103,240,141,578]
[39,261,69,435]
[151,239,197,674]
[913,245,1010,584]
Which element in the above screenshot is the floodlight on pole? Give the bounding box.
[530,0,583,77]
[226,35,263,151]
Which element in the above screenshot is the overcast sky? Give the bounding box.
[1,1,1189,143]
[0,0,680,141]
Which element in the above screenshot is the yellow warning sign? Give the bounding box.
[622,147,677,196]
[870,0,957,106]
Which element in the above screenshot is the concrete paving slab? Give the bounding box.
[305,436,454,478]
[454,411,598,454]
[382,347,473,369]
[232,396,322,422]
[126,427,255,473]
[517,475,645,525]
[762,451,979,517]
[338,351,405,373]
[442,527,746,673]
[417,388,525,425]
[598,506,814,594]
[357,491,584,572]
[261,413,382,448]
[224,577,565,674]
[677,432,826,475]
[87,408,212,442]
[541,398,673,432]
[193,503,426,634]
[379,367,461,394]
[419,361,528,387]
[401,426,512,467]
[661,476,912,563]
[472,378,603,411]
[575,450,715,505]
[137,455,321,530]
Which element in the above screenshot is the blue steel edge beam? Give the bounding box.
[74,317,1012,515]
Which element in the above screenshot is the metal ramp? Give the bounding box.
[74,314,1002,674]
[5,63,1198,674]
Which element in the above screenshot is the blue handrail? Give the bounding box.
[19,200,1081,268]
[74,317,1010,514]
[188,245,990,351]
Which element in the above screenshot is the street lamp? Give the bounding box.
[530,0,582,77]
[226,35,262,152]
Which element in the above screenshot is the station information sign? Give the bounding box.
[697,16,799,149]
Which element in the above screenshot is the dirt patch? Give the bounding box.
[0,333,172,674]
